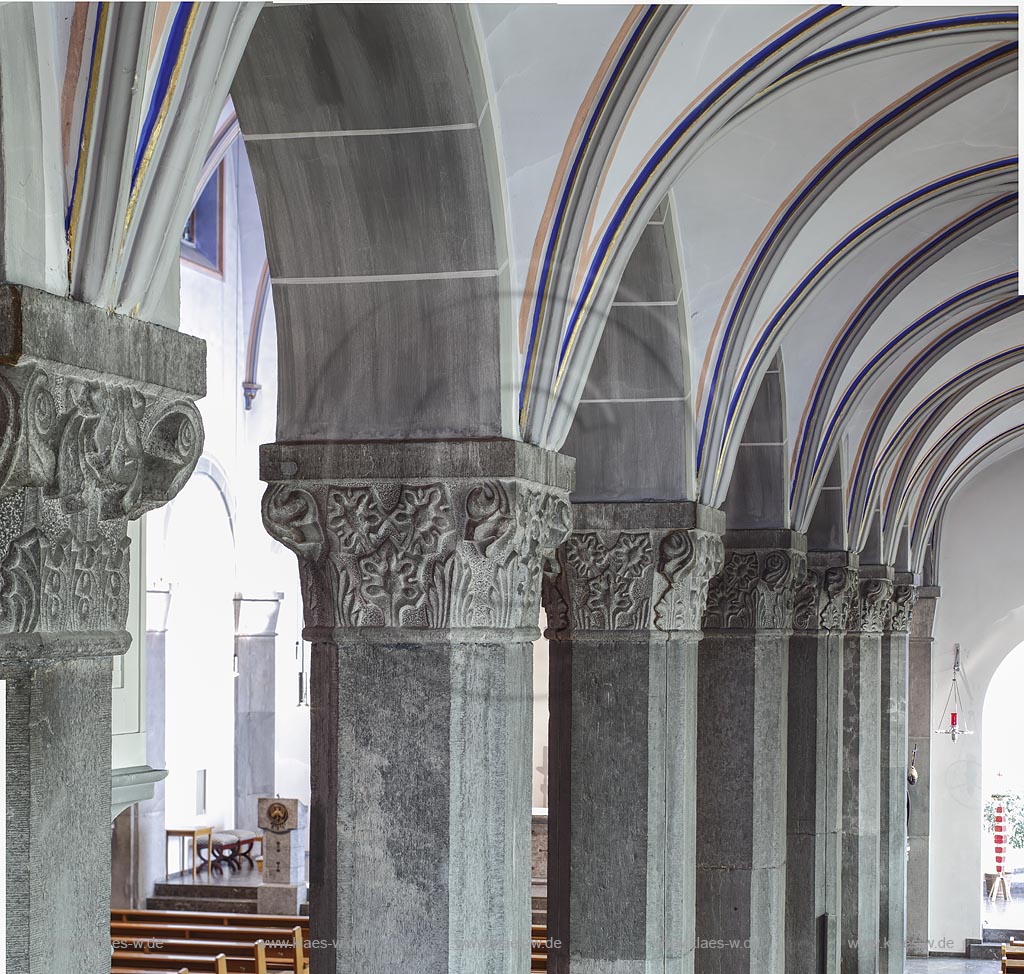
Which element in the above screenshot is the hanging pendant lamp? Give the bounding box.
[935,643,973,742]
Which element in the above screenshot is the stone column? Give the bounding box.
[878,578,916,974]
[234,592,284,830]
[905,586,938,958]
[695,530,807,974]
[786,552,858,974]
[0,285,204,974]
[261,440,573,974]
[841,569,893,974]
[542,503,725,974]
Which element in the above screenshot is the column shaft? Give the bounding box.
[261,440,573,974]
[905,588,938,958]
[841,573,892,974]
[6,656,116,972]
[543,503,724,974]
[695,530,806,974]
[879,581,916,974]
[786,554,857,974]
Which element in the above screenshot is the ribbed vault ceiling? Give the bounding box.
[483,3,1019,565]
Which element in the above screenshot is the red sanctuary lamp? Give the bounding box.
[935,643,972,743]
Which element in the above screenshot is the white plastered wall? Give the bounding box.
[929,447,1024,951]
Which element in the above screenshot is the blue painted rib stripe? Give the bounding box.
[786,12,1016,76]
[854,343,1024,528]
[851,317,1023,524]
[555,5,841,370]
[917,424,1024,546]
[887,386,1024,536]
[915,407,1022,539]
[803,275,1017,505]
[131,1,194,191]
[65,2,105,234]
[695,43,1014,472]
[793,202,1017,504]
[519,5,658,415]
[719,160,1016,481]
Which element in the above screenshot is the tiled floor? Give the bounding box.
[906,959,999,972]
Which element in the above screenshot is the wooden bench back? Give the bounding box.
[112,952,230,973]
[112,909,308,932]
[112,922,305,944]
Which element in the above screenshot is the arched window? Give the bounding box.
[181,164,223,275]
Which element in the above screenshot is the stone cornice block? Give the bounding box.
[722,527,808,553]
[569,500,726,535]
[1,284,205,399]
[261,438,574,493]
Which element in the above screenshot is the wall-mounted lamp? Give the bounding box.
[935,643,972,742]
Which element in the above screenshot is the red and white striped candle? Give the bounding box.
[994,803,1006,874]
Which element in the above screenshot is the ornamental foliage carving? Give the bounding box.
[704,547,807,631]
[792,566,859,632]
[0,364,203,635]
[849,577,895,633]
[887,583,918,633]
[263,479,571,631]
[542,527,723,636]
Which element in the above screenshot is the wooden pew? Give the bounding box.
[112,909,309,933]
[111,922,305,945]
[111,910,309,971]
[1003,940,1024,973]
[113,945,268,973]
[113,954,227,974]
[112,937,294,968]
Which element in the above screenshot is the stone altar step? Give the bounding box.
[967,938,1003,959]
[983,926,1024,943]
[148,882,259,915]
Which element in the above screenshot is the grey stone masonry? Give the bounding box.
[695,529,807,974]
[905,586,939,959]
[542,502,725,974]
[139,588,172,907]
[261,439,573,974]
[787,551,859,974]
[234,593,283,831]
[879,576,917,974]
[841,567,895,974]
[0,285,205,974]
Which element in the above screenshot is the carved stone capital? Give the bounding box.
[541,503,725,638]
[886,576,918,634]
[261,441,574,636]
[704,531,808,632]
[792,552,859,633]
[849,573,895,634]
[0,288,205,649]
